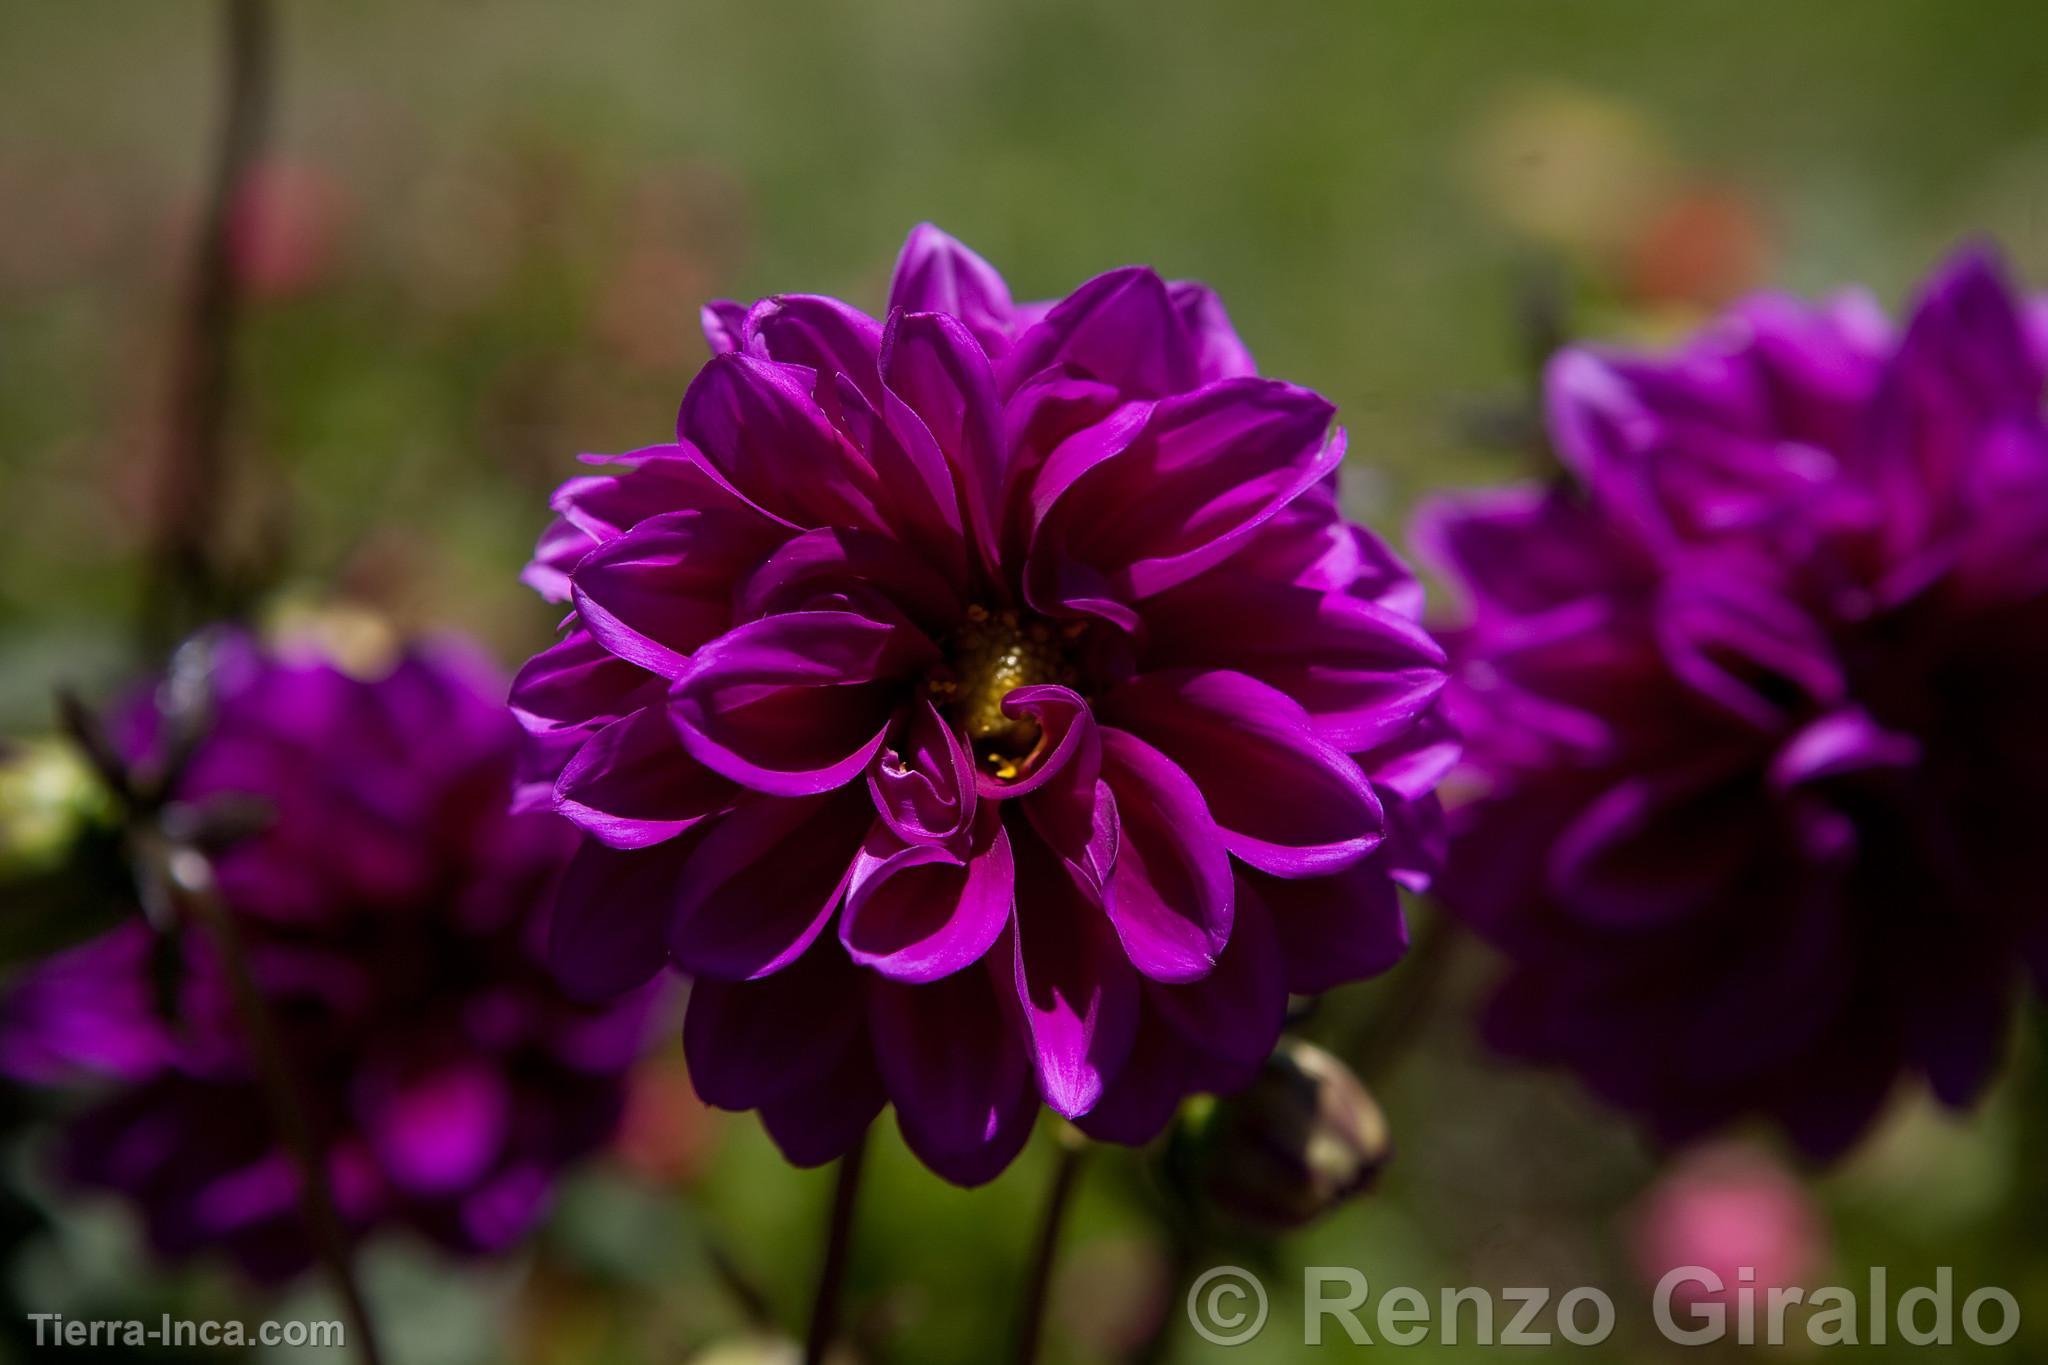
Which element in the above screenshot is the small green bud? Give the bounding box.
[1197,1038,1392,1230]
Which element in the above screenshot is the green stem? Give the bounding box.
[1014,1132,1088,1365]
[802,1127,870,1365]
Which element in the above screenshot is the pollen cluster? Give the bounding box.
[931,605,1084,776]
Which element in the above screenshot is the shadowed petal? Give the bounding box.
[679,353,889,531]
[570,507,788,679]
[869,699,976,844]
[668,788,871,980]
[1001,267,1196,398]
[1168,280,1257,382]
[871,964,1039,1186]
[685,938,868,1111]
[1246,860,1408,996]
[741,295,885,406]
[547,835,697,1001]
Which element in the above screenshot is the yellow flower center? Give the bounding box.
[929,605,1084,779]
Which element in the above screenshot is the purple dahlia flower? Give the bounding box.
[0,636,651,1279]
[1423,248,2048,1158]
[514,225,1454,1184]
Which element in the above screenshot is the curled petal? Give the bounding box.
[509,630,659,735]
[841,806,1013,982]
[883,309,1007,575]
[735,526,962,635]
[679,353,889,532]
[1168,279,1257,382]
[1001,266,1197,398]
[741,295,885,406]
[869,699,976,845]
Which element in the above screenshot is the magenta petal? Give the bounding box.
[1097,728,1233,982]
[870,964,1039,1187]
[684,939,867,1111]
[670,611,935,796]
[1148,880,1286,1067]
[355,1055,508,1197]
[509,630,657,735]
[758,1038,886,1168]
[1141,574,1447,750]
[1029,379,1342,604]
[1246,860,1408,996]
[888,223,1016,354]
[882,310,1007,575]
[547,835,694,1001]
[1009,833,1139,1118]
[996,686,1118,889]
[678,353,888,532]
[1547,769,1763,926]
[742,295,885,405]
[554,705,736,849]
[1001,266,1197,399]
[869,699,976,844]
[841,807,1013,981]
[570,507,787,678]
[702,299,748,354]
[668,789,870,980]
[1168,279,1257,382]
[734,526,962,635]
[1101,670,1383,877]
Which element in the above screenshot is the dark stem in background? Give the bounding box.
[1013,1132,1088,1365]
[143,0,273,652]
[149,838,386,1365]
[803,1127,870,1365]
[1349,910,1461,1084]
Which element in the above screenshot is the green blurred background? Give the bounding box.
[2,1,2046,1360]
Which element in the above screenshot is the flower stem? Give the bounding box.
[802,1127,870,1365]
[160,843,385,1365]
[1013,1129,1088,1365]
[145,0,273,651]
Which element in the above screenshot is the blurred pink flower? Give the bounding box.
[1630,1142,1826,1306]
[229,159,343,299]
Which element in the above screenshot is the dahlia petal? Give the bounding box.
[669,611,936,796]
[1547,768,1764,926]
[1769,707,1922,789]
[840,809,1013,982]
[508,629,658,735]
[734,526,962,635]
[1148,881,1285,1067]
[684,939,868,1111]
[1414,485,1649,621]
[554,704,736,849]
[355,1056,508,1196]
[1001,266,1197,399]
[1141,574,1447,749]
[1028,379,1343,604]
[678,353,889,531]
[869,698,976,845]
[1075,1007,1258,1146]
[523,516,590,602]
[1100,670,1382,877]
[1097,728,1233,982]
[1010,834,1139,1118]
[668,788,871,980]
[741,295,885,406]
[998,373,1124,566]
[1167,279,1257,382]
[1246,860,1407,996]
[758,1039,886,1168]
[555,443,773,542]
[1353,703,1461,804]
[547,835,694,1001]
[1656,577,1844,730]
[702,299,748,354]
[882,309,1007,574]
[889,223,1016,354]
[871,965,1039,1186]
[995,687,1117,886]
[570,507,788,678]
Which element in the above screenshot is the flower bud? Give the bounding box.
[1193,1038,1392,1230]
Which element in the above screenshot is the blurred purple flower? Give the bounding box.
[1423,247,2048,1157]
[515,225,1453,1184]
[0,637,652,1279]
